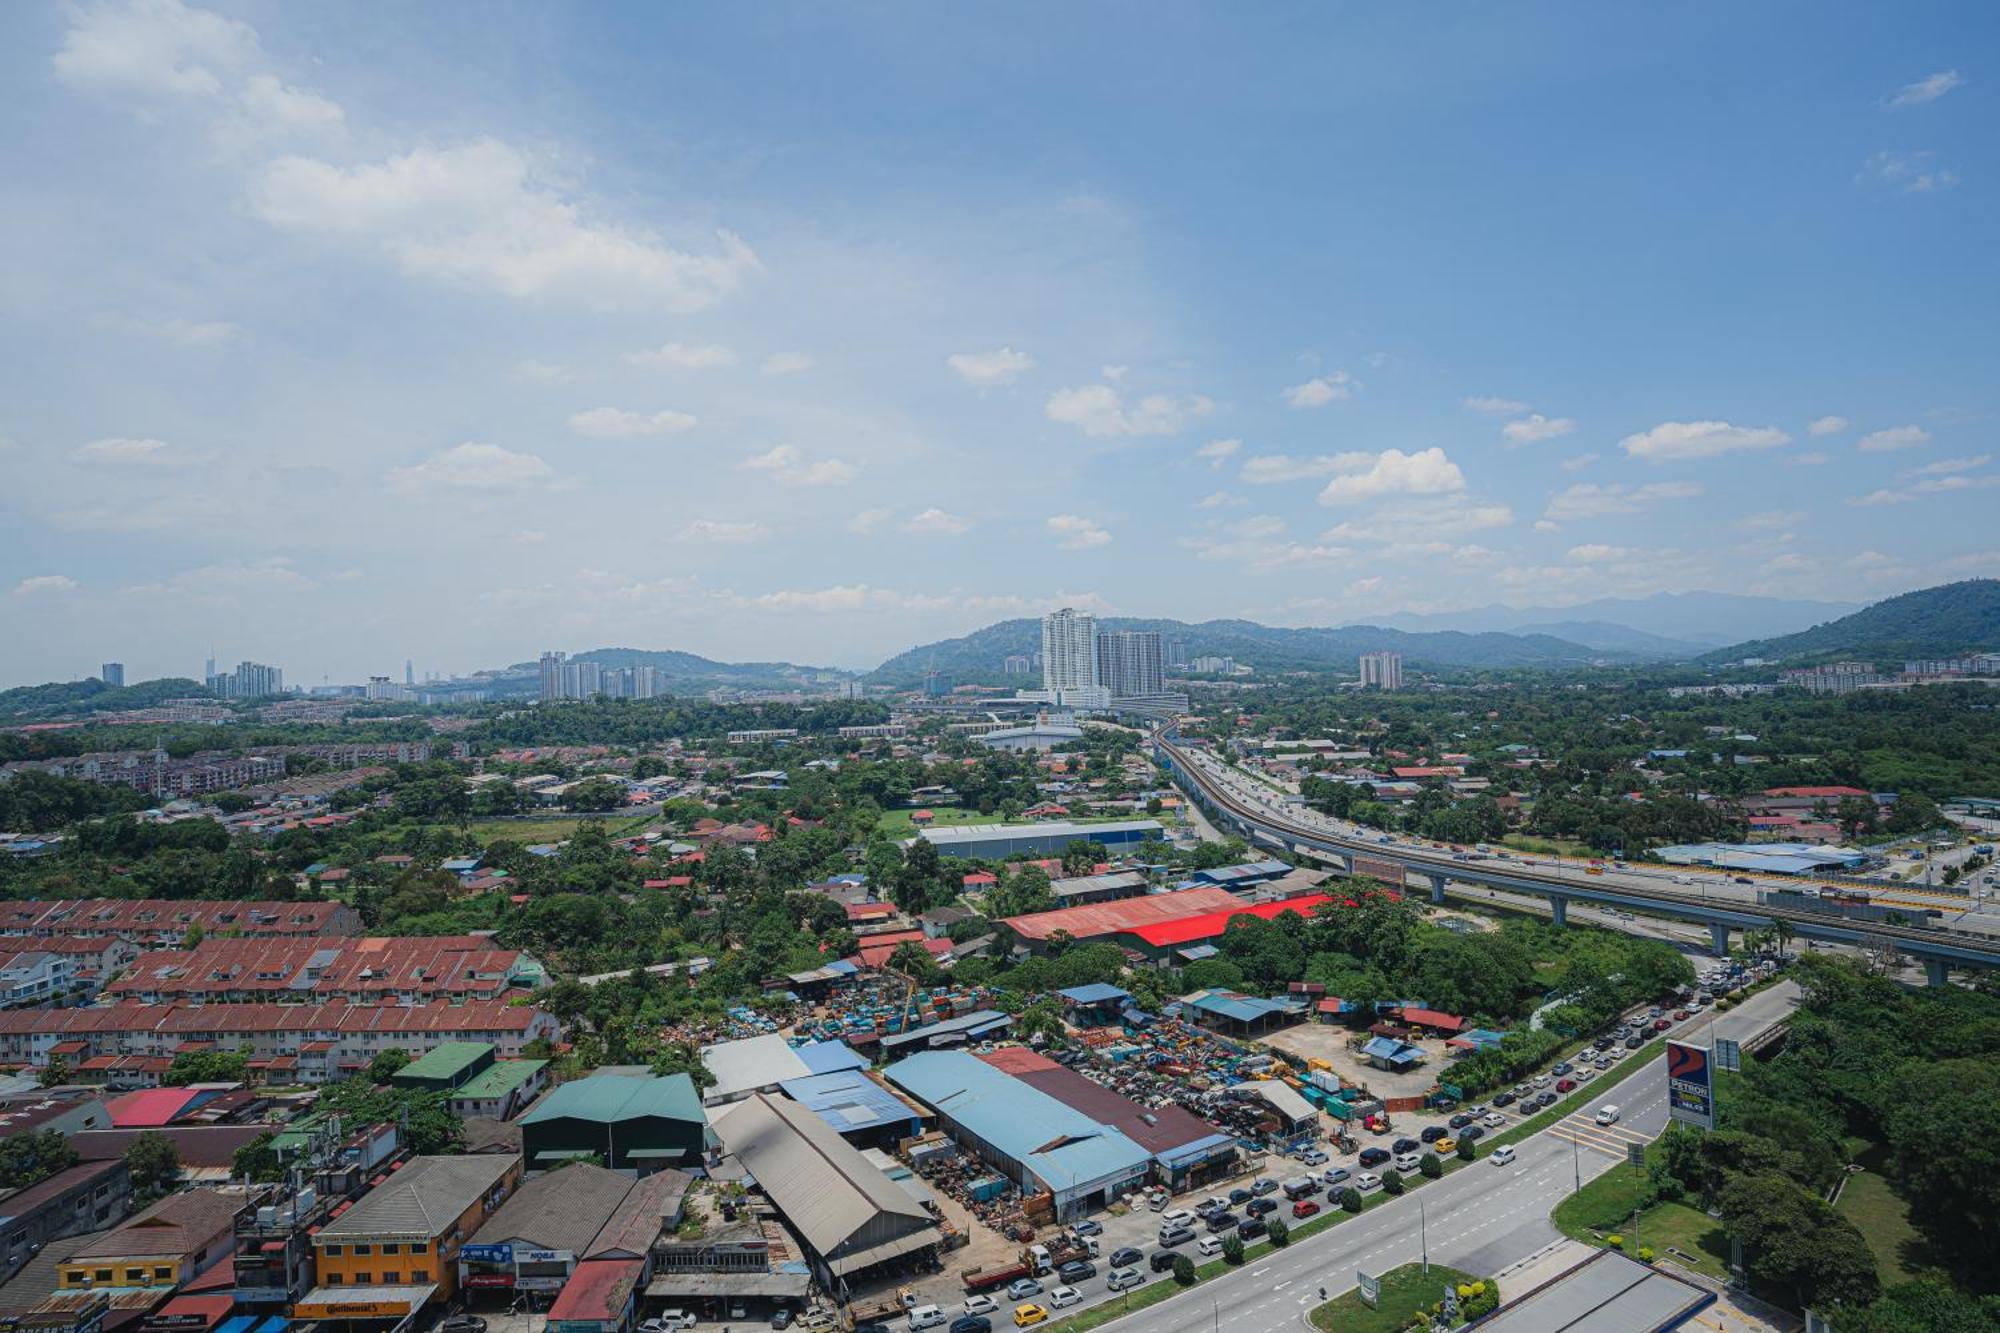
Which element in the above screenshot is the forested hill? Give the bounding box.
[0,677,211,721]
[487,647,853,693]
[869,616,1632,684]
[1702,580,2000,665]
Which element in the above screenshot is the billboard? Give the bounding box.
[1666,1040,1715,1131]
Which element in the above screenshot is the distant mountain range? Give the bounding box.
[1358,591,1860,650]
[1703,580,2000,665]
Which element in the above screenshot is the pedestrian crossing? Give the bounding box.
[1545,1112,1651,1159]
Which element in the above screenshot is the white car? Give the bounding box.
[1159,1208,1196,1228]
[1049,1287,1082,1310]
[1196,1236,1224,1256]
[1354,1172,1382,1192]
[1394,1152,1421,1172]
[642,1317,695,1333]
[1491,1145,1516,1165]
[1595,1105,1621,1126]
[963,1295,998,1317]
[1481,1113,1505,1128]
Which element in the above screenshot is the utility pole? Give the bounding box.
[1572,1133,1581,1194]
[1420,1199,1429,1274]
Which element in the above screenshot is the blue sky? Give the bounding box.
[1,1,1994,684]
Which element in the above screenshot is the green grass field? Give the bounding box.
[1308,1263,1480,1333]
[1550,1152,1730,1280]
[463,814,652,846]
[874,807,1009,835]
[1837,1149,1926,1285]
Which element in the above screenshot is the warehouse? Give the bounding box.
[977,1048,1238,1190]
[997,888,1243,950]
[1652,842,1868,874]
[1179,988,1310,1036]
[709,1093,943,1291]
[518,1073,707,1174]
[699,1034,813,1106]
[875,1009,1013,1057]
[913,819,1164,859]
[776,1068,932,1150]
[884,1052,1150,1219]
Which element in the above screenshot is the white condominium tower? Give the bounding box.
[1040,608,1110,708]
[1097,630,1165,699]
[1358,650,1403,690]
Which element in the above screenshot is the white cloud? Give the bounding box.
[1561,452,1600,472]
[1282,372,1355,409]
[511,530,547,546]
[1912,454,1990,476]
[567,407,698,439]
[1318,447,1466,506]
[1502,413,1575,443]
[54,0,259,100]
[70,436,216,467]
[1048,514,1113,550]
[1197,438,1241,466]
[761,352,815,376]
[1545,480,1702,520]
[1533,519,1559,533]
[1619,420,1790,462]
[387,441,554,495]
[1045,384,1212,437]
[1848,474,2000,506]
[1737,509,1803,531]
[899,508,974,536]
[626,340,738,370]
[1197,490,1247,509]
[847,507,893,535]
[681,519,770,543]
[740,444,857,487]
[1889,70,1963,107]
[946,347,1033,387]
[1859,149,1960,193]
[13,575,80,597]
[1241,453,1346,483]
[1319,495,1512,543]
[1182,530,1353,572]
[1464,395,1529,415]
[239,72,344,136]
[252,138,760,309]
[1807,415,1849,437]
[1787,452,1831,466]
[1856,424,1930,453]
[1566,544,1644,564]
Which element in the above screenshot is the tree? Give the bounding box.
[125,1131,182,1203]
[1883,1058,2000,1273]
[1419,1153,1443,1179]
[37,1055,71,1088]
[0,1130,78,1190]
[1171,1254,1196,1285]
[1339,1188,1363,1213]
[1456,1137,1477,1163]
[1221,1233,1245,1264]
[562,777,626,813]
[1266,1218,1290,1246]
[1381,1168,1406,1196]
[1061,839,1099,878]
[1719,1172,1879,1309]
[233,1132,283,1184]
[369,1048,413,1083]
[163,1050,250,1086]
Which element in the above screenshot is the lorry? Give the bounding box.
[961,1262,1032,1294]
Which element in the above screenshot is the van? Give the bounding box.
[908,1307,947,1331]
[1107,1267,1143,1292]
[1157,1224,1194,1247]
[1281,1175,1318,1200]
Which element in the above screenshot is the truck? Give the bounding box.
[961,1262,1031,1294]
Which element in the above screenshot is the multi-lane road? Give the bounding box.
[1059,982,1800,1333]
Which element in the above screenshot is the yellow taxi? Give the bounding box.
[1014,1304,1049,1327]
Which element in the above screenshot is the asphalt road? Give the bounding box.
[1036,982,1801,1333]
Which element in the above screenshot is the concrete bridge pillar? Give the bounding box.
[1709,922,1731,956]
[1924,958,1950,988]
[1428,875,1447,906]
[1549,896,1568,927]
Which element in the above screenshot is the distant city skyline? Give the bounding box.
[3,2,1995,683]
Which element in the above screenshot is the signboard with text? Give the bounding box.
[1357,1270,1381,1307]
[1666,1040,1715,1131]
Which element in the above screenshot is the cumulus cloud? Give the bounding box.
[1045,384,1212,437]
[1619,420,1790,462]
[567,407,698,439]
[1912,454,1990,476]
[13,575,80,597]
[238,73,344,137]
[1464,395,1528,415]
[1859,149,1960,193]
[1889,70,1963,107]
[1807,415,1849,437]
[1048,515,1113,549]
[899,508,974,536]
[626,340,738,370]
[1197,438,1241,467]
[761,352,814,376]
[681,519,770,543]
[1320,495,1512,543]
[1502,413,1575,443]
[1282,372,1355,408]
[71,436,217,466]
[947,347,1033,387]
[740,444,857,486]
[1318,447,1466,506]
[387,441,554,495]
[1241,454,1347,483]
[1545,481,1702,520]
[252,138,760,309]
[54,0,259,99]
[1848,474,2000,506]
[1197,490,1247,509]
[1856,424,1930,453]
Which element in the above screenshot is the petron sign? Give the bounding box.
[1666,1041,1716,1131]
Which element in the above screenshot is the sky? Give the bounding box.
[1,1,1996,686]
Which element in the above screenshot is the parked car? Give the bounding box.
[949,1318,991,1333]
[1007,1279,1043,1301]
[1292,1199,1321,1219]
[1392,1137,1419,1154]
[1492,1092,1517,1107]
[1246,1198,1276,1218]
[1150,1251,1181,1273]
[1556,1078,1577,1093]
[1049,1288,1082,1311]
[1157,1224,1195,1247]
[1196,1236,1225,1257]
[1072,1220,1103,1237]
[1448,1112,1474,1130]
[1298,1148,1328,1166]
[1420,1125,1447,1143]
[1481,1112,1505,1128]
[1237,1217,1268,1240]
[1205,1212,1238,1234]
[1109,1247,1143,1270]
[964,1296,998,1317]
[1354,1173,1383,1191]
[440,1319,488,1333]
[1251,1177,1278,1195]
[1228,1187,1254,1206]
[1320,1167,1351,1187]
[1652,1018,1672,1032]
[1160,1208,1195,1228]
[1435,1138,1456,1154]
[1012,1304,1047,1328]
[640,1318,691,1333]
[1552,1061,1573,1076]
[1358,1147,1390,1167]
[1107,1267,1144,1293]
[1624,1035,1646,1050]
[1057,1260,1095,1285]
[1459,1126,1484,1143]
[770,1312,794,1332]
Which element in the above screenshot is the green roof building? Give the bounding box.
[518,1073,706,1175]
[447,1058,550,1121]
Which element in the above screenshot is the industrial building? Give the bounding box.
[775,1068,932,1149]
[913,818,1165,860]
[518,1073,708,1174]
[884,1051,1150,1219]
[1651,842,1869,875]
[998,888,1337,961]
[1476,1249,1714,1332]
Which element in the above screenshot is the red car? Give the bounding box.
[1653,1018,1672,1031]
[1292,1200,1321,1219]
[1673,1010,1689,1020]
[1556,1077,1577,1093]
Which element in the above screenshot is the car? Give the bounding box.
[1205,1212,1238,1233]
[1109,1247,1143,1270]
[1552,1061,1573,1076]
[1150,1250,1181,1273]
[1593,1055,1613,1071]
[1448,1112,1474,1130]
[1673,1009,1689,1020]
[1072,1219,1103,1238]
[1592,1036,1615,1051]
[1228,1187,1254,1206]
[1354,1172,1383,1191]
[1556,1078,1577,1093]
[909,1308,947,1332]
[1358,1147,1390,1167]
[1292,1199,1321,1219]
[1245,1197,1277,1217]
[1595,1105,1621,1125]
[1652,1018,1672,1032]
[1298,1148,1329,1166]
[1459,1125,1484,1143]
[1482,1112,1506,1128]
[1435,1138,1456,1154]
[1320,1167,1351,1187]
[1394,1152,1421,1172]
[1007,1279,1043,1301]
[1237,1217,1268,1240]
[1492,1092,1517,1108]
[1012,1305,1047,1328]
[1392,1137,1420,1154]
[1106,1267,1144,1293]
[641,1318,693,1333]
[1196,1236,1224,1257]
[1734,876,1754,885]
[1532,1074,1553,1088]
[1252,1177,1278,1195]
[950,1318,992,1333]
[1157,1224,1194,1247]
[1057,1260,1095,1285]
[1625,1035,1646,1049]
[1491,1145,1516,1165]
[1419,1125,1447,1143]
[1159,1208,1195,1228]
[964,1296,999,1317]
[1575,1068,1596,1083]
[440,1319,488,1333]
[1194,1198,1229,1219]
[771,1312,795,1332]
[1049,1288,1081,1311]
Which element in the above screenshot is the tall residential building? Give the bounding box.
[1096,630,1165,699]
[100,662,125,688]
[1041,608,1099,688]
[404,659,414,686]
[1358,650,1403,690]
[208,661,284,698]
[538,651,567,701]
[1002,654,1032,676]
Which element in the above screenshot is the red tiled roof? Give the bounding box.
[1761,786,1870,798]
[1395,1007,1465,1032]
[854,936,952,968]
[1126,894,1337,948]
[1001,888,1243,943]
[104,1087,208,1128]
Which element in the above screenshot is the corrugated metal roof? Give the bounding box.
[975,1054,1231,1161]
[794,1039,868,1076]
[700,1034,812,1102]
[1056,983,1131,1005]
[392,1041,491,1084]
[470,1162,632,1253]
[1130,895,1336,948]
[1000,888,1243,942]
[518,1073,704,1128]
[778,1069,923,1135]
[319,1154,516,1239]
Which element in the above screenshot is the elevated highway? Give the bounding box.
[1154,729,2000,982]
